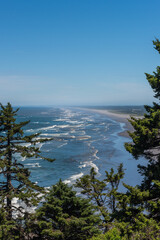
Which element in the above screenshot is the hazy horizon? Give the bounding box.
[12,104,146,108]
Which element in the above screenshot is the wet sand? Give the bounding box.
[76,108,134,138]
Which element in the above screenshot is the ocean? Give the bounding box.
[17,106,146,190]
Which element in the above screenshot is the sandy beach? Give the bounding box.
[75,108,134,138]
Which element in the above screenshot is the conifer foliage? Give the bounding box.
[31,180,101,240]
[0,103,54,238]
[124,39,160,220]
[76,164,124,231]
[125,39,160,163]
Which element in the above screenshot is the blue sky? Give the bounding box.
[0,0,160,106]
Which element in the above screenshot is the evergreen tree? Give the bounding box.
[124,39,160,221]
[30,180,101,240]
[0,103,54,238]
[125,39,160,179]
[75,164,124,231]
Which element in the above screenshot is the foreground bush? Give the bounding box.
[28,180,101,240]
[89,221,160,240]
[88,228,122,240]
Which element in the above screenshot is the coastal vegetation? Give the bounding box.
[0,103,54,238]
[28,180,101,240]
[0,39,160,239]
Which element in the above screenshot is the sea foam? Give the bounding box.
[63,172,84,184]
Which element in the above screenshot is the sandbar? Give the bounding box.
[75,108,134,138]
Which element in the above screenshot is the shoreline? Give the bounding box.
[75,108,134,138]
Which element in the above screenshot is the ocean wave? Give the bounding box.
[57,124,71,128]
[38,125,57,131]
[20,143,31,147]
[81,117,94,122]
[76,136,91,141]
[57,142,68,148]
[25,163,41,168]
[41,133,76,140]
[93,149,99,160]
[63,109,80,118]
[34,136,51,142]
[103,136,108,140]
[26,129,35,132]
[70,172,83,180]
[57,124,84,129]
[41,133,69,137]
[70,130,76,133]
[66,120,83,124]
[92,128,100,131]
[26,125,57,132]
[88,161,99,173]
[63,172,83,184]
[77,130,86,135]
[99,122,106,125]
[78,161,99,174]
[78,163,87,168]
[33,121,50,124]
[73,124,84,128]
[63,135,76,139]
[36,142,44,150]
[26,123,84,134]
[54,118,68,122]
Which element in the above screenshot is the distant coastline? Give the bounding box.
[75,107,135,138]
